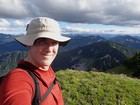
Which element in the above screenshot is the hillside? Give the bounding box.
[53,41,136,71]
[56,70,140,105]
[0,51,27,75]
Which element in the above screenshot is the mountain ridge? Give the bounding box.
[109,35,140,50]
[53,41,136,71]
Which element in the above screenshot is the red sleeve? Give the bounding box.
[0,69,35,105]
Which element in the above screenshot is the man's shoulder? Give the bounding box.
[7,68,31,77]
[3,68,34,84]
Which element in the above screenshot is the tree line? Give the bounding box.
[123,51,140,78]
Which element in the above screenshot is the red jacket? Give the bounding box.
[0,60,64,105]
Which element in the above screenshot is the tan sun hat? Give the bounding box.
[15,17,71,46]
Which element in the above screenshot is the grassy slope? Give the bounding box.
[56,69,140,105]
[105,65,134,77]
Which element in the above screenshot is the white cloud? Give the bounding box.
[0,0,29,18]
[0,19,10,27]
[0,19,27,34]
[61,22,140,35]
[13,20,26,27]
[1,0,140,35]
[0,0,140,27]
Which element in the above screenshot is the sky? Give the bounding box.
[0,0,140,36]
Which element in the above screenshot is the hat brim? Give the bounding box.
[15,32,71,46]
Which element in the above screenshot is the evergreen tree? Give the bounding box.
[124,51,140,78]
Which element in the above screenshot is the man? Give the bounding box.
[0,17,71,105]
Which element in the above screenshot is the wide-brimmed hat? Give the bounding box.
[15,17,71,46]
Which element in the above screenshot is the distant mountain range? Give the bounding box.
[0,33,139,75]
[59,35,106,52]
[0,33,27,54]
[0,33,139,54]
[109,35,140,50]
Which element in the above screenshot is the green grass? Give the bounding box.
[56,69,140,105]
[105,65,134,77]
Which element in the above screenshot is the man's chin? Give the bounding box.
[41,61,52,66]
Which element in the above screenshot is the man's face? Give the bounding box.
[28,38,59,70]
